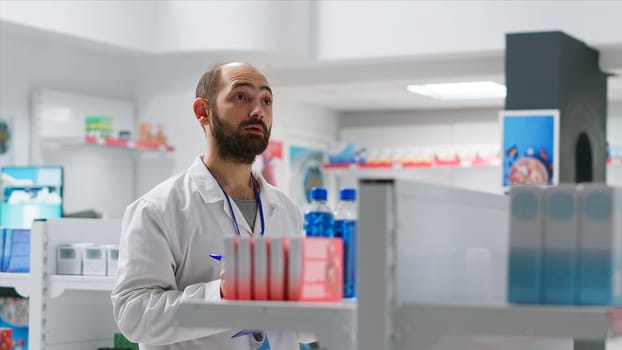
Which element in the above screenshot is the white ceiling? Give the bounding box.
[266,47,622,112]
[276,78,506,111]
[3,19,622,114]
[275,75,622,112]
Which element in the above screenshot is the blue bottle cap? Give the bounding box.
[339,188,356,201]
[309,187,328,201]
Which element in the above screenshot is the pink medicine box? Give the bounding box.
[288,237,343,301]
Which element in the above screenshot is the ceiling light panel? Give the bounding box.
[407,81,507,100]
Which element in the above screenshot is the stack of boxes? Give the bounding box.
[222,236,343,302]
[56,243,119,276]
[508,184,622,305]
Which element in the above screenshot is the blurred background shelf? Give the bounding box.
[41,136,174,153]
[84,135,175,152]
[0,272,30,297]
[322,157,501,171]
[48,275,116,298]
[608,157,622,166]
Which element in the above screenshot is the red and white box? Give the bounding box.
[236,237,253,300]
[222,236,238,300]
[253,237,270,300]
[288,237,343,301]
[269,237,288,300]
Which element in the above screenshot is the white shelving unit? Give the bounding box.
[30,88,175,220]
[3,180,620,350]
[41,134,175,219]
[0,272,31,297]
[175,179,621,350]
[178,300,356,350]
[356,179,621,350]
[48,275,117,299]
[323,163,504,197]
[28,218,121,350]
[324,159,622,196]
[42,136,175,154]
[395,303,621,350]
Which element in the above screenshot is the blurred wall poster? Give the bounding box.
[289,145,324,211]
[0,297,29,349]
[0,118,14,166]
[1,166,63,228]
[253,140,284,188]
[500,110,559,187]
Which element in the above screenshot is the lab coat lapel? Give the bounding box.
[252,173,280,237]
[252,200,272,237]
[189,156,248,237]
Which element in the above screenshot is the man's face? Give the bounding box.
[210,107,271,164]
[209,64,273,164]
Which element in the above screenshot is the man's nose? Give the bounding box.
[250,100,265,119]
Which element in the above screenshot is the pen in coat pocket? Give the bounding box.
[209,253,223,261]
[231,329,258,338]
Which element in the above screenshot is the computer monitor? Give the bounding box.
[1,166,63,229]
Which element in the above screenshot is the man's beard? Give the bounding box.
[210,109,271,164]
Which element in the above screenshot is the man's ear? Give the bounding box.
[193,98,210,127]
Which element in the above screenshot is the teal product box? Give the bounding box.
[0,228,30,272]
[577,184,622,305]
[508,185,544,304]
[543,185,579,304]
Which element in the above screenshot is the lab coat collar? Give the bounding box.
[249,172,281,236]
[188,155,282,236]
[188,156,226,205]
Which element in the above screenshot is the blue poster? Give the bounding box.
[501,110,558,187]
[289,145,324,212]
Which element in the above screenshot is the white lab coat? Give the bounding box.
[111,156,312,349]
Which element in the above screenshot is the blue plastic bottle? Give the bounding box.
[304,188,334,237]
[334,188,357,299]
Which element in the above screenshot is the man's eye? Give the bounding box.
[234,93,246,102]
[263,98,272,106]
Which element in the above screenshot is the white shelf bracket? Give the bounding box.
[358,180,398,349]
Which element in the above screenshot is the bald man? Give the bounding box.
[112,63,314,350]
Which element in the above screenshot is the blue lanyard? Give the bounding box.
[212,172,265,237]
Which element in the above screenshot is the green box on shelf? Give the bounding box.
[114,332,138,350]
[85,115,114,137]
